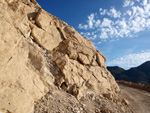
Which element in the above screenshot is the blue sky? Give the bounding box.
[36,0,150,69]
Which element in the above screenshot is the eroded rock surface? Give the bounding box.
[0,0,132,113]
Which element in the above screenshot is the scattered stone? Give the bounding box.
[95,108,101,113]
[103,93,113,100]
[122,99,129,106]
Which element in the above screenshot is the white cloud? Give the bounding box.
[142,0,148,6]
[107,7,121,18]
[89,34,97,40]
[100,9,108,15]
[100,29,109,39]
[78,0,150,42]
[101,18,113,28]
[115,19,127,29]
[79,13,101,29]
[100,7,121,18]
[97,41,102,44]
[80,32,91,36]
[126,10,132,16]
[87,13,95,28]
[123,0,134,7]
[107,50,150,69]
[95,19,101,27]
[78,24,88,29]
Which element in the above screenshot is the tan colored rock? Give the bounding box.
[122,99,129,106]
[103,93,113,100]
[0,16,18,69]
[0,0,130,113]
[32,26,62,50]
[96,52,106,68]
[0,39,55,113]
[78,53,90,65]
[0,1,55,113]
[52,38,120,99]
[36,9,52,30]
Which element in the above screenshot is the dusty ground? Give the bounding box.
[119,84,150,113]
[34,89,133,113]
[34,83,150,113]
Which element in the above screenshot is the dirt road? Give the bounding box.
[119,84,150,113]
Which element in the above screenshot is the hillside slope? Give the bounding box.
[107,61,150,84]
[0,0,132,113]
[107,66,125,80]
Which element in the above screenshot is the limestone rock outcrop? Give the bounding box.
[0,0,132,113]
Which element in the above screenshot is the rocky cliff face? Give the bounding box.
[0,0,132,113]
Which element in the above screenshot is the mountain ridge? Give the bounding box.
[107,61,150,84]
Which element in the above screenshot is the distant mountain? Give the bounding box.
[107,66,125,80]
[107,61,150,84]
